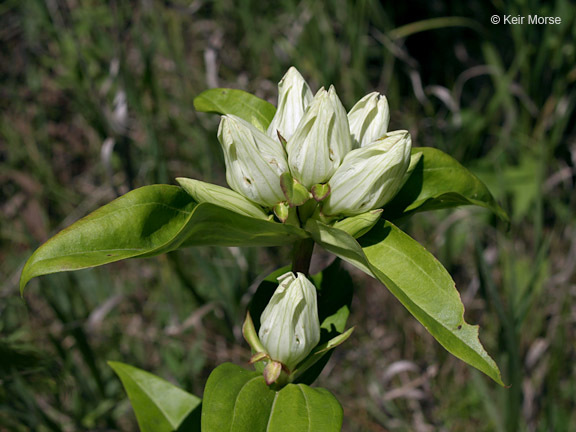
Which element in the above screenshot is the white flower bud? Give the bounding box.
[218,115,288,207]
[323,130,412,216]
[267,67,313,141]
[287,86,352,188]
[258,272,321,371]
[348,92,390,148]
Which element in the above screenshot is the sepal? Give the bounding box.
[280,172,312,207]
[263,361,284,385]
[290,327,354,383]
[311,183,331,202]
[242,311,267,354]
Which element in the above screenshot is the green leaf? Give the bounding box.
[177,202,307,248]
[384,147,508,222]
[266,384,343,431]
[194,88,276,131]
[201,363,274,431]
[20,185,308,292]
[306,219,505,386]
[176,177,269,220]
[202,363,342,432]
[108,361,201,432]
[313,259,354,335]
[332,209,382,239]
[291,328,354,383]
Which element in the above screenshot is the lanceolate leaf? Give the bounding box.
[176,202,307,248]
[108,361,201,432]
[176,177,269,220]
[332,210,382,239]
[202,363,342,432]
[384,147,509,222]
[20,185,308,293]
[194,88,276,131]
[306,219,504,386]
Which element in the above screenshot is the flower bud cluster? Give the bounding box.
[216,67,412,218]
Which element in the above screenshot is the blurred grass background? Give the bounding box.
[1,0,575,430]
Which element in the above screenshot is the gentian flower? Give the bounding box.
[213,67,413,220]
[322,130,412,216]
[258,271,320,371]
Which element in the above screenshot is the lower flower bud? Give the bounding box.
[258,272,321,371]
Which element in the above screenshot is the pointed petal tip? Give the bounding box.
[285,66,303,77]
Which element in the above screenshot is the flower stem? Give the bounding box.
[291,238,315,275]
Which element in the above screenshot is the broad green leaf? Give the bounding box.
[201,363,274,431]
[471,152,540,223]
[384,147,508,222]
[266,384,343,431]
[306,219,504,386]
[305,220,372,276]
[194,88,276,131]
[202,363,342,432]
[176,202,307,248]
[108,361,201,432]
[20,185,308,292]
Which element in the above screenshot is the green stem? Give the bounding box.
[291,238,315,275]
